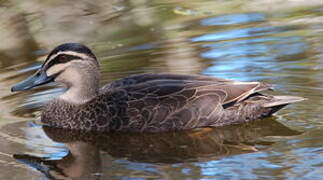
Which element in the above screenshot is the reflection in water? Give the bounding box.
[200,13,265,26]
[192,26,286,42]
[192,12,309,82]
[14,144,101,180]
[13,118,300,179]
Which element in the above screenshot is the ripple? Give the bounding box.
[201,13,266,26]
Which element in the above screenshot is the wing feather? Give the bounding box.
[101,74,273,131]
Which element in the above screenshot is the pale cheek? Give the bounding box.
[46,64,67,76]
[55,69,82,85]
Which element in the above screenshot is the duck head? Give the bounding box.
[11,43,100,103]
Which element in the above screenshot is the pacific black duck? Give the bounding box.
[11,43,304,132]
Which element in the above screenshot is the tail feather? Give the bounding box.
[216,95,305,127]
[263,96,306,108]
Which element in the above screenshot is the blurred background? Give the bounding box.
[0,0,322,179]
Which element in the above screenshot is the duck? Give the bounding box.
[11,43,305,133]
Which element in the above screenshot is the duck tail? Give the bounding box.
[262,96,306,108]
[214,95,305,127]
[261,95,305,114]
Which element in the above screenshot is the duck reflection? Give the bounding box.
[14,118,301,180]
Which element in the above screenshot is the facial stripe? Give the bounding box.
[48,51,92,61]
[45,54,81,70]
[43,51,93,68]
[45,60,83,77]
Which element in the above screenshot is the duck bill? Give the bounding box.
[11,70,54,92]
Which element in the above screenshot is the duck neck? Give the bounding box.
[60,85,99,104]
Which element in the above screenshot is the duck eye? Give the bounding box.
[58,55,68,63]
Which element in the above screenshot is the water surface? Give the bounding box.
[0,0,322,179]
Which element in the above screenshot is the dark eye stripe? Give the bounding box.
[45,54,82,70]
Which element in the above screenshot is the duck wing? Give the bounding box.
[104,73,272,105]
[101,73,234,90]
[102,74,272,132]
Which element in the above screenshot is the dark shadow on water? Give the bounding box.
[13,118,301,180]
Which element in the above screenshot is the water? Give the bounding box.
[0,0,322,179]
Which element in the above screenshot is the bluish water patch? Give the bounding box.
[192,26,288,42]
[201,13,266,26]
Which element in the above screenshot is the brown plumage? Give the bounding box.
[11,43,305,133]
